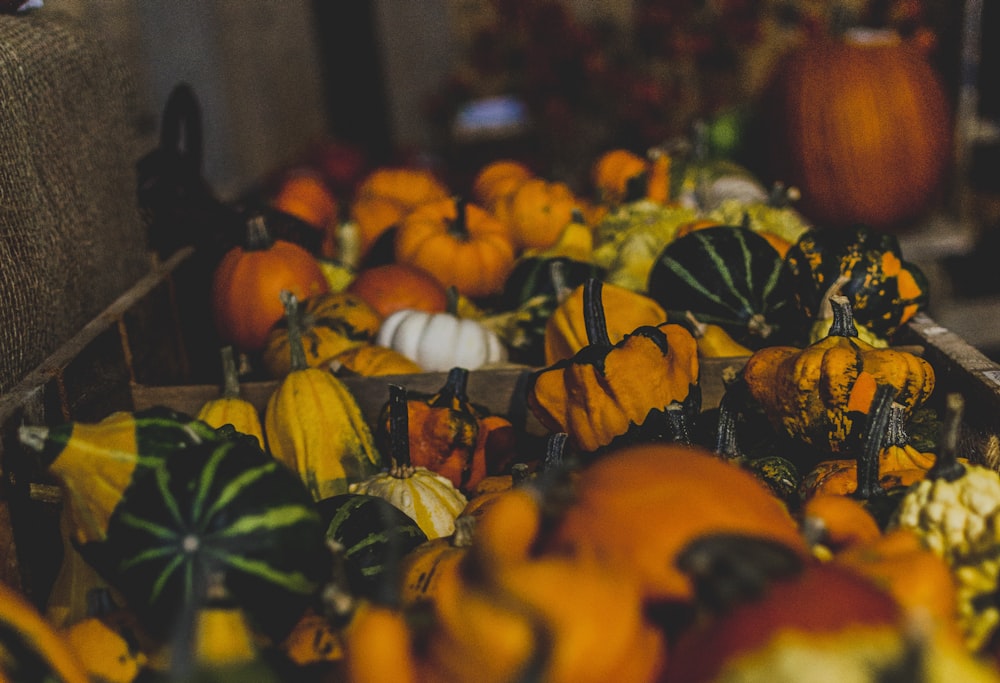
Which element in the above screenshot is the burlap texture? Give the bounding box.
[0,10,151,394]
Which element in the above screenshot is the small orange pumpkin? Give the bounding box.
[210,214,329,353]
[394,197,516,299]
[472,159,533,210]
[347,262,449,319]
[505,177,580,251]
[270,168,340,258]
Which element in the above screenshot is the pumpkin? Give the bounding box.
[529,279,700,454]
[350,384,468,539]
[784,224,930,340]
[264,291,381,501]
[503,177,581,251]
[196,345,265,449]
[543,278,667,365]
[346,262,449,319]
[471,158,533,210]
[261,290,382,378]
[210,213,329,353]
[16,409,329,642]
[269,167,340,258]
[590,148,659,206]
[0,578,90,683]
[354,166,450,210]
[399,515,475,607]
[376,305,508,372]
[277,609,344,667]
[330,344,423,376]
[541,442,808,603]
[317,493,428,602]
[394,196,516,298]
[743,294,935,455]
[762,28,953,231]
[347,194,408,257]
[647,224,804,349]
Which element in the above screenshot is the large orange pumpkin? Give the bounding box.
[762,29,952,231]
[210,214,330,352]
[346,262,449,318]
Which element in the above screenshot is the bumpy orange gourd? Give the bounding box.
[743,295,934,454]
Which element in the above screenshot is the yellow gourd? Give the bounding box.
[265,291,381,501]
[196,345,265,448]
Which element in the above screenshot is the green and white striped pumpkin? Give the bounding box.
[18,408,328,642]
[647,225,804,349]
[317,493,428,602]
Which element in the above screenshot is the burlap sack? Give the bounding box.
[0,10,150,394]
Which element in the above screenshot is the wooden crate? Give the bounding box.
[1,246,999,607]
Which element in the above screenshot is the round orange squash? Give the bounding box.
[762,29,952,231]
[346,262,449,319]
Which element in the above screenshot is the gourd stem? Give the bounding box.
[435,367,471,407]
[685,310,708,340]
[666,404,692,446]
[715,391,743,462]
[280,291,309,372]
[448,196,470,241]
[817,275,852,322]
[244,214,274,251]
[746,313,773,341]
[218,346,242,399]
[927,393,967,482]
[853,384,895,500]
[511,462,531,484]
[541,433,568,473]
[582,278,611,347]
[885,402,909,447]
[387,384,412,470]
[828,294,860,338]
[445,286,461,316]
[548,259,572,304]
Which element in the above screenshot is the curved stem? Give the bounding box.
[387,383,412,470]
[280,290,308,372]
[828,294,860,338]
[853,384,895,500]
[927,393,967,482]
[582,278,611,347]
[218,346,241,399]
[541,433,568,473]
[431,367,470,410]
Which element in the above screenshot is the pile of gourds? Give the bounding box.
[6,140,1000,683]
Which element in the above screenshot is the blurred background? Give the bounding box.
[43,0,1000,357]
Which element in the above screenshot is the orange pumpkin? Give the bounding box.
[505,177,580,251]
[348,194,407,256]
[210,214,329,353]
[591,148,647,205]
[762,29,952,230]
[270,168,340,258]
[354,166,450,209]
[472,159,533,210]
[347,262,449,318]
[394,197,516,298]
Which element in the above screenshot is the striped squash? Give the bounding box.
[647,225,804,349]
[18,409,328,642]
[318,493,428,603]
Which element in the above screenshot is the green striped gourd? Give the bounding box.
[317,493,428,602]
[17,408,328,642]
[647,225,804,349]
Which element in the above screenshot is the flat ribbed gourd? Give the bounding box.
[18,408,329,642]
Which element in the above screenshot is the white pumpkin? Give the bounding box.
[349,465,467,540]
[376,309,508,372]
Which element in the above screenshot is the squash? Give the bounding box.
[264,291,381,501]
[346,261,449,319]
[591,148,647,205]
[503,177,581,251]
[0,578,90,683]
[647,224,804,349]
[541,442,808,603]
[210,213,329,353]
[399,515,475,608]
[543,278,667,365]
[471,158,533,210]
[62,610,148,683]
[261,290,382,378]
[17,410,329,642]
[269,167,340,258]
[762,28,953,231]
[784,224,930,340]
[394,196,516,298]
[196,345,264,448]
[330,344,423,376]
[354,166,450,210]
[350,384,468,539]
[317,493,428,602]
[742,294,935,454]
[376,304,508,372]
[529,279,700,455]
